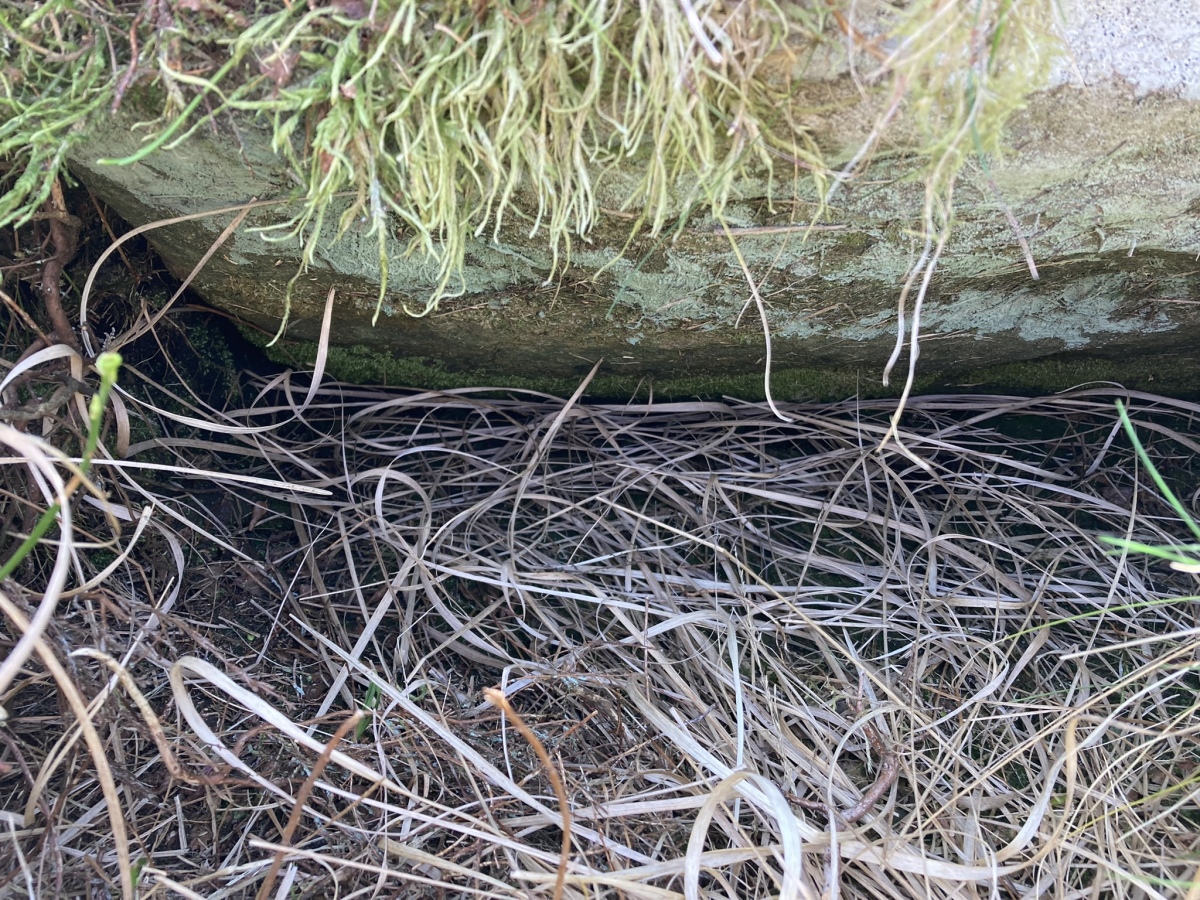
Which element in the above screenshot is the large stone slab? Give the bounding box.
[65,1,1200,395]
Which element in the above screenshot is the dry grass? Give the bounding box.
[2,338,1199,897]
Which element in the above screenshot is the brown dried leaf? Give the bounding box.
[257,48,299,91]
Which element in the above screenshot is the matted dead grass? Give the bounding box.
[2,348,1199,898]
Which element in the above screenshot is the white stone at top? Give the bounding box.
[1053,0,1200,99]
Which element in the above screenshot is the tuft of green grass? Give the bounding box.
[1100,400,1200,573]
[0,351,122,580]
[3,1,1058,329]
[355,679,381,740]
[211,0,802,327]
[890,0,1056,218]
[0,0,113,227]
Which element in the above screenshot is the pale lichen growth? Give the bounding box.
[2,0,1058,331]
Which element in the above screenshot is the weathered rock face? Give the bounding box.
[66,3,1200,397]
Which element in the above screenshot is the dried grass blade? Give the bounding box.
[0,592,133,900]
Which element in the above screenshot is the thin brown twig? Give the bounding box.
[985,173,1039,281]
[38,180,80,352]
[85,190,136,275]
[787,698,899,826]
[839,697,899,825]
[0,287,50,343]
[485,687,571,900]
[111,11,145,113]
[255,710,364,900]
[829,4,889,63]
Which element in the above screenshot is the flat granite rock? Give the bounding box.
[65,1,1200,397]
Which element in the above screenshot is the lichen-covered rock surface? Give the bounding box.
[63,1,1200,398]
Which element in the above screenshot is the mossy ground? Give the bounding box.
[257,330,1200,402]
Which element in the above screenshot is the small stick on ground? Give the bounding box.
[255,710,363,900]
[485,686,571,900]
[37,179,81,352]
[0,287,49,343]
[839,697,899,824]
[790,697,899,826]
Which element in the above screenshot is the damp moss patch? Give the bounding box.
[255,334,897,401]
[255,332,1200,403]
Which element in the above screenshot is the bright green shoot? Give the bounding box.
[1099,400,1200,574]
[355,680,381,741]
[0,351,122,581]
[130,857,148,893]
